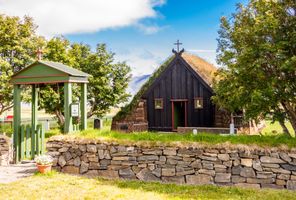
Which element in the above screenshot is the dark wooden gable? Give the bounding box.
[142,53,215,131]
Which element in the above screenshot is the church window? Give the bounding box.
[194,98,203,109]
[155,98,163,109]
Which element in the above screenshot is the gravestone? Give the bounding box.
[94,119,103,129]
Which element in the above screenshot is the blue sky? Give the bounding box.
[0,0,247,76]
[66,0,246,76]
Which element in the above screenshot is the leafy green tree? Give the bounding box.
[0,14,130,129]
[38,37,74,126]
[39,37,131,127]
[213,0,296,136]
[80,43,131,118]
[0,14,45,115]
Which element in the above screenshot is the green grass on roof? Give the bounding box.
[113,56,175,121]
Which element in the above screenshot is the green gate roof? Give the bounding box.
[10,60,91,85]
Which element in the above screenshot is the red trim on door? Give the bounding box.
[170,99,188,102]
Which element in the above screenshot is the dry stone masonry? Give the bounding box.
[111,99,148,132]
[47,136,296,190]
[0,135,12,166]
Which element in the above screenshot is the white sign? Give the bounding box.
[193,129,197,135]
[230,124,235,135]
[42,121,50,131]
[71,103,79,117]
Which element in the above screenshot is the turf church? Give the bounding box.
[112,41,234,133]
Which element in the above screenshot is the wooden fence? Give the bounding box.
[14,124,45,163]
[73,124,80,132]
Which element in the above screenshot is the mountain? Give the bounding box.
[127,74,150,96]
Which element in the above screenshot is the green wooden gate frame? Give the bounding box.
[10,60,91,162]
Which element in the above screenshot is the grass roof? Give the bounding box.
[182,53,217,86]
[113,53,218,121]
[113,55,175,120]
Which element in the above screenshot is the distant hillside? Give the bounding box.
[127,74,151,96]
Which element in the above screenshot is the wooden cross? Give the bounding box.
[36,47,43,60]
[174,40,183,53]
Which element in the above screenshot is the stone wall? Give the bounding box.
[111,99,148,133]
[47,136,296,190]
[0,135,12,166]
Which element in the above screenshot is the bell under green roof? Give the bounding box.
[10,60,91,85]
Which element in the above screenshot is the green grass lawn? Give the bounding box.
[0,171,295,200]
[45,125,296,148]
[262,120,294,136]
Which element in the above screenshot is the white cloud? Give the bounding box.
[116,48,220,97]
[135,23,169,34]
[116,48,219,77]
[114,48,169,97]
[115,48,168,76]
[0,0,165,36]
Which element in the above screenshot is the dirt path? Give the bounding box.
[0,160,37,184]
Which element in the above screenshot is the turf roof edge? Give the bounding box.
[113,55,175,121]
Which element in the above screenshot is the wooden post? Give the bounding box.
[13,85,21,163]
[41,125,45,154]
[31,85,38,159]
[32,84,38,135]
[26,124,30,158]
[64,82,72,133]
[20,125,25,160]
[36,125,40,155]
[81,83,87,131]
[231,113,234,124]
[31,124,35,159]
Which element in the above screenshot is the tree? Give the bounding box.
[80,43,131,118]
[0,14,130,129]
[213,0,296,136]
[0,14,45,116]
[39,37,131,128]
[38,37,74,126]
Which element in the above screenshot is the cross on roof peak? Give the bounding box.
[36,47,43,60]
[174,40,183,53]
[172,40,184,55]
